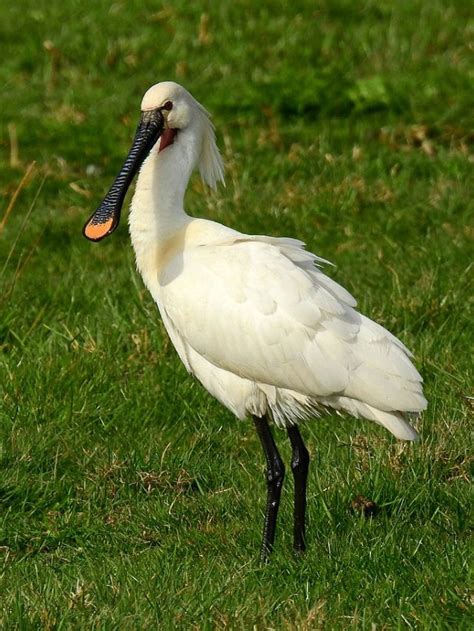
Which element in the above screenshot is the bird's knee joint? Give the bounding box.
[291,448,310,474]
[266,463,285,487]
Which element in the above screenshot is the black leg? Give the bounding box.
[253,415,285,561]
[287,424,310,553]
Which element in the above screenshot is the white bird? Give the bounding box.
[83,81,427,559]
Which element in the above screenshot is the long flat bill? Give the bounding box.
[83,108,164,242]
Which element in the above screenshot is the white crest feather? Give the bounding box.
[195,103,225,190]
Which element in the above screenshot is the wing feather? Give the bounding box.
[159,235,425,414]
[160,239,356,396]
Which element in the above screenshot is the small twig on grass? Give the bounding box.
[8,123,20,168]
[1,173,46,280]
[0,161,36,236]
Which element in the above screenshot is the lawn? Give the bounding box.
[0,0,472,628]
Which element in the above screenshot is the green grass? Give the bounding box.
[0,0,472,627]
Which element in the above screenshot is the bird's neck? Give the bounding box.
[128,130,199,290]
[130,131,199,237]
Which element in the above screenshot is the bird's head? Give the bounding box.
[83,81,224,242]
[141,81,193,137]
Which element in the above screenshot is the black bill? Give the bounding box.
[83,108,164,242]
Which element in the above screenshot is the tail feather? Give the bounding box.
[367,406,419,441]
[316,394,420,440]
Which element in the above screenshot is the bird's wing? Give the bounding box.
[159,236,424,411]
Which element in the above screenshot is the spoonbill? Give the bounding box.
[83,82,426,559]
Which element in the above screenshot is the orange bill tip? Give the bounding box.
[84,217,114,241]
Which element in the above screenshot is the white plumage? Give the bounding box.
[128,82,426,441]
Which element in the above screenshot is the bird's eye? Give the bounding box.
[162,101,173,111]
